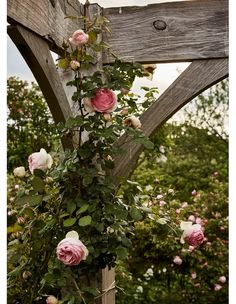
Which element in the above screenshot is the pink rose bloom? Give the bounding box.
[69,29,89,45]
[188,215,195,222]
[191,272,197,279]
[214,284,222,291]
[180,222,204,247]
[219,276,226,284]
[188,245,195,252]
[46,295,58,304]
[181,202,188,208]
[191,189,197,196]
[28,148,53,174]
[56,237,88,266]
[89,88,117,113]
[173,256,182,265]
[176,209,181,214]
[159,200,166,207]
[195,217,203,225]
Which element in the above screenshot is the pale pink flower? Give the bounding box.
[13,166,26,178]
[119,107,129,116]
[180,222,204,247]
[181,202,188,208]
[90,88,117,113]
[46,295,58,304]
[188,215,195,222]
[28,148,53,174]
[191,189,197,196]
[159,200,166,207]
[188,245,195,252]
[70,60,80,70]
[195,217,203,225]
[56,235,88,266]
[176,209,181,214]
[103,113,112,121]
[69,29,89,45]
[214,284,222,291]
[173,256,182,265]
[123,116,142,129]
[191,272,197,279]
[219,276,226,284]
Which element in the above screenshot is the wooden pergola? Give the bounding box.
[7,0,228,303]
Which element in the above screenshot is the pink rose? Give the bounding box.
[28,148,53,174]
[56,237,88,266]
[176,209,181,214]
[188,215,196,222]
[191,189,197,196]
[91,89,117,113]
[46,295,58,304]
[159,200,166,207]
[214,284,222,291]
[219,276,226,284]
[173,256,182,265]
[69,29,89,45]
[183,225,204,247]
[181,202,188,208]
[191,272,197,279]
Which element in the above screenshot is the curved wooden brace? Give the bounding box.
[7,24,74,148]
[113,58,228,182]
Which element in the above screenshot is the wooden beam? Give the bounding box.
[103,0,228,63]
[113,58,228,181]
[7,0,84,55]
[7,24,74,148]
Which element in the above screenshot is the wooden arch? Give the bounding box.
[7,0,228,303]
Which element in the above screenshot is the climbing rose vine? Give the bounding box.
[7,8,205,304]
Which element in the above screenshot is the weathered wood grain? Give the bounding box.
[103,0,228,63]
[113,58,228,181]
[7,0,83,55]
[7,25,74,148]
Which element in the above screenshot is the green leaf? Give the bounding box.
[82,286,100,296]
[7,223,23,234]
[116,246,128,259]
[83,176,93,186]
[130,208,143,221]
[77,204,89,215]
[79,215,92,227]
[32,176,45,193]
[63,218,77,227]
[67,201,76,214]
[33,169,45,178]
[88,31,98,44]
[16,195,43,206]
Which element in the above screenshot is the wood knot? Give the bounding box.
[153,20,167,31]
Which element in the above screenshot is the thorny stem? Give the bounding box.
[73,278,87,304]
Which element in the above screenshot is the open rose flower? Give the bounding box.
[91,88,117,113]
[214,284,222,291]
[123,116,142,129]
[56,232,88,266]
[219,276,226,284]
[46,295,58,304]
[173,256,182,265]
[28,148,53,174]
[13,166,26,177]
[180,221,204,247]
[69,29,89,45]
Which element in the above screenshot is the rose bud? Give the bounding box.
[28,148,53,174]
[56,231,89,266]
[103,113,112,121]
[159,200,166,207]
[90,88,117,113]
[120,88,129,95]
[191,272,197,279]
[191,189,197,196]
[13,166,26,178]
[188,215,195,222]
[69,29,89,45]
[173,256,182,265]
[119,107,129,116]
[82,97,95,113]
[22,271,32,280]
[70,60,80,70]
[123,116,142,129]
[46,295,59,304]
